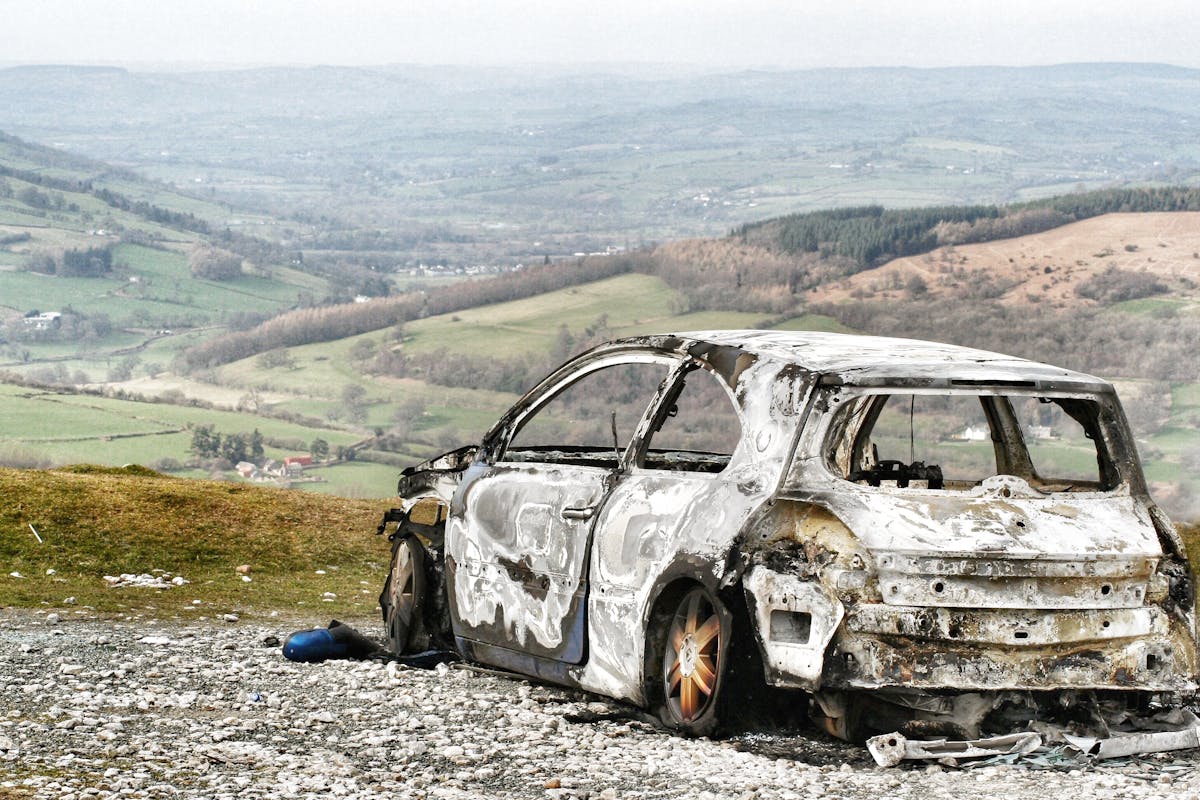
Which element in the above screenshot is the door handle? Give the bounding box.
[561,506,596,521]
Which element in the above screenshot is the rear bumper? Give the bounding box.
[816,604,1197,693]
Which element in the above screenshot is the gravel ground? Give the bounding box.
[2,608,1199,800]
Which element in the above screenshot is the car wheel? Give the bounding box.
[653,585,729,736]
[382,535,426,655]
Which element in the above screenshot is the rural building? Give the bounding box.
[956,425,989,441]
[22,311,61,330]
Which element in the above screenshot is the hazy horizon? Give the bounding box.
[3,0,1198,71]
[1,59,1198,75]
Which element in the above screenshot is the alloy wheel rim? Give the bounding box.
[663,589,721,723]
[388,542,415,639]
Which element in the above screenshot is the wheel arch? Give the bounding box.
[639,556,767,707]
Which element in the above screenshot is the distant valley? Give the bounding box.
[1,62,1198,264]
[0,63,1198,516]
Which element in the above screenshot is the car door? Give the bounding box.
[444,353,677,663]
[579,356,814,695]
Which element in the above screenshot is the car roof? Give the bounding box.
[655,330,1110,390]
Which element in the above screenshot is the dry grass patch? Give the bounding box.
[1180,523,1200,572]
[0,466,393,618]
[814,212,1200,309]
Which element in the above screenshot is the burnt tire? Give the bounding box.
[381,535,426,655]
[647,585,731,737]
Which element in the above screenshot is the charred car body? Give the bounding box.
[378,331,1196,739]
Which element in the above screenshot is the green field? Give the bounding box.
[261,273,772,367]
[771,314,857,334]
[1109,297,1196,316]
[0,382,401,497]
[0,243,322,322]
[0,238,333,385]
[210,274,860,456]
[401,273,685,358]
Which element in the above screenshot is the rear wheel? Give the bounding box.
[650,585,730,736]
[382,536,426,655]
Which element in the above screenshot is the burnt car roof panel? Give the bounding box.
[656,330,1109,390]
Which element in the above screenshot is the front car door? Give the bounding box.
[444,352,677,663]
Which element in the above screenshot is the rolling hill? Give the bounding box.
[1,117,1197,515]
[2,63,1199,266]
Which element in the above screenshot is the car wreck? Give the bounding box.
[376,330,1197,741]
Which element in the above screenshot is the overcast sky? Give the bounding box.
[2,0,1197,70]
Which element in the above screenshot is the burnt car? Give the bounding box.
[378,331,1196,739]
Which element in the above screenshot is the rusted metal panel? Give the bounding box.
[1065,722,1200,760]
[825,627,1195,692]
[846,605,1168,646]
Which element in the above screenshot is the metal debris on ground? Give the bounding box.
[867,731,1042,767]
[868,708,1200,768]
[1064,710,1200,760]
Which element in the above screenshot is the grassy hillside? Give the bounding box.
[738,187,1200,273]
[810,212,1200,309]
[0,466,393,617]
[0,131,332,387]
[209,273,844,449]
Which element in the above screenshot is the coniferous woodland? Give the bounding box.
[737,187,1200,270]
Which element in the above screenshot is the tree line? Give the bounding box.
[179,253,644,370]
[736,186,1200,272]
[25,245,114,278]
[190,425,265,464]
[0,164,210,235]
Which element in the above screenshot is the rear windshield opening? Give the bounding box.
[824,391,1120,492]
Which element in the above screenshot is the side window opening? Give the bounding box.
[824,391,1117,492]
[1014,397,1117,489]
[641,365,742,474]
[504,361,672,467]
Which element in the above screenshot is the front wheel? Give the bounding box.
[382,535,426,655]
[650,585,730,736]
